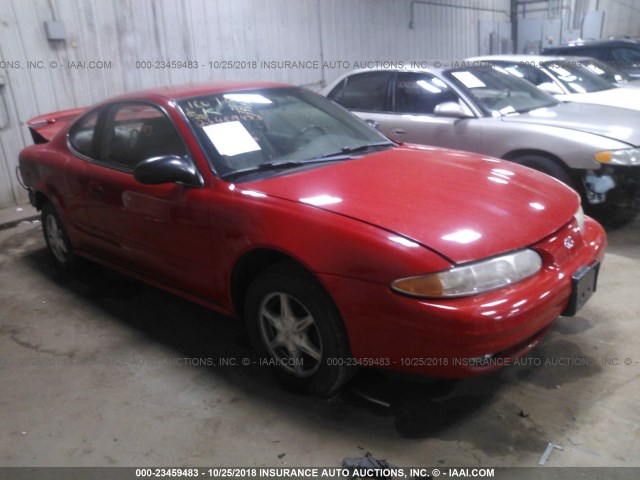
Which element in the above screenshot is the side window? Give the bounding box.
[68,109,100,158]
[102,103,186,170]
[393,72,459,114]
[327,79,346,102]
[335,71,391,111]
[612,48,640,64]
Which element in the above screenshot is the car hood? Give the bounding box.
[501,102,640,146]
[557,87,640,111]
[243,146,579,264]
[624,68,640,79]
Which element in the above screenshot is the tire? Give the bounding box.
[587,203,637,228]
[41,202,77,270]
[513,154,575,189]
[244,262,355,396]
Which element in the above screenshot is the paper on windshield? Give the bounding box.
[451,71,486,89]
[203,121,260,156]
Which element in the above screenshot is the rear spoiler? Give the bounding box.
[27,107,88,144]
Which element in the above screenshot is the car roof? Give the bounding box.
[544,39,640,49]
[103,81,291,103]
[469,54,577,64]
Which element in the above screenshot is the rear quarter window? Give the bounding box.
[68,109,100,159]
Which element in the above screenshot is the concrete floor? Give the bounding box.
[0,215,639,469]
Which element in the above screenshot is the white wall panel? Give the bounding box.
[316,0,513,83]
[598,0,640,38]
[516,0,640,43]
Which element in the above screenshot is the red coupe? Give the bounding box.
[18,82,606,396]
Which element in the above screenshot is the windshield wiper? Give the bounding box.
[221,157,349,181]
[315,140,396,159]
[221,141,397,181]
[221,160,307,181]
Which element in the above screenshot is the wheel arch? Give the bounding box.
[501,149,583,191]
[230,248,335,319]
[32,190,50,210]
[29,183,68,214]
[502,148,567,171]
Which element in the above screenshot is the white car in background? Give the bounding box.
[577,57,640,87]
[469,55,640,110]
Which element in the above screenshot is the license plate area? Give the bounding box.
[562,261,600,317]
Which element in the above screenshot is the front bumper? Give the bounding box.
[583,165,640,208]
[321,216,606,378]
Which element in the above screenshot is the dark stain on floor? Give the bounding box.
[515,339,601,389]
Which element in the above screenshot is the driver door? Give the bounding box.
[81,102,214,299]
[379,71,482,151]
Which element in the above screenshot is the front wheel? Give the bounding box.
[244,263,355,396]
[42,202,77,270]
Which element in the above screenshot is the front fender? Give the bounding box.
[481,120,631,170]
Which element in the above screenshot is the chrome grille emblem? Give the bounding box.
[564,236,575,250]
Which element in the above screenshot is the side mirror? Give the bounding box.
[134,155,202,187]
[537,82,564,95]
[433,101,474,118]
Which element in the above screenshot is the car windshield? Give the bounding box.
[542,61,615,93]
[443,66,558,116]
[178,87,391,180]
[612,47,640,65]
[579,59,631,83]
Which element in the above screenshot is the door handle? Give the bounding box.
[88,183,104,196]
[391,128,406,135]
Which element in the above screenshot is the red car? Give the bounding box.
[18,82,606,396]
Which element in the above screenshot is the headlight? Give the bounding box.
[391,249,542,298]
[594,148,640,166]
[574,205,585,234]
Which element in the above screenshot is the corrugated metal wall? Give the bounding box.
[516,0,640,40]
[0,0,512,208]
[598,0,640,38]
[321,0,511,66]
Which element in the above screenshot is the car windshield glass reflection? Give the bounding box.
[543,61,615,93]
[581,59,631,83]
[444,66,558,116]
[178,87,391,180]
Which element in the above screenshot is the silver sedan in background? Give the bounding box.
[321,63,640,223]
